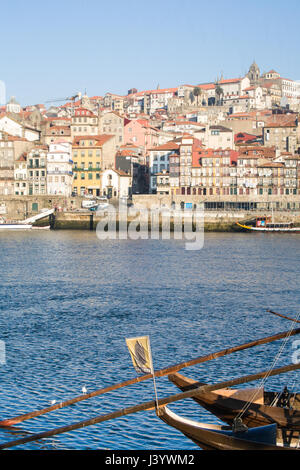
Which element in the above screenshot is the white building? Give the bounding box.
[278,78,300,102]
[14,153,28,195]
[204,125,234,149]
[101,169,132,198]
[71,107,98,138]
[6,96,21,114]
[218,77,251,97]
[147,141,179,193]
[0,116,40,141]
[47,141,73,196]
[148,88,177,114]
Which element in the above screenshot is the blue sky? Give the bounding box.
[1,0,300,106]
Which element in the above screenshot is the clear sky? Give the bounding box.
[1,0,300,106]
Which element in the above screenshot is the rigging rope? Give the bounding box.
[235,313,300,422]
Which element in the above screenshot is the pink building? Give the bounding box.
[124,119,159,152]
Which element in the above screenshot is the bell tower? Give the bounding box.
[247,61,260,86]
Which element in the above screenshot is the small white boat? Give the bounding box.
[0,214,51,230]
[0,223,32,230]
[32,225,50,230]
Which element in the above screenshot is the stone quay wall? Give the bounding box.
[1,194,300,231]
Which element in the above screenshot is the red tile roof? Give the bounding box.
[219,78,241,84]
[148,141,180,151]
[265,114,298,128]
[198,83,215,90]
[72,134,114,147]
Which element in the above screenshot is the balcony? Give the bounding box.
[47,170,73,175]
[28,176,47,182]
[73,167,101,172]
[28,165,46,169]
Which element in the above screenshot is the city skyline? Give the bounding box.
[1,0,300,105]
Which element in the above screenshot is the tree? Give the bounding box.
[193,87,201,106]
[215,85,224,106]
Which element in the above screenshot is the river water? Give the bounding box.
[0,230,299,450]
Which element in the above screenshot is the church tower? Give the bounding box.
[247,61,260,86]
[6,96,21,114]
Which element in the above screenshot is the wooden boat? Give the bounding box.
[236,215,300,232]
[157,406,299,450]
[169,372,300,431]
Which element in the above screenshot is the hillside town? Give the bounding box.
[1,62,300,212]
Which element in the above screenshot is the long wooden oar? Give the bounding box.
[1,326,300,427]
[267,310,300,324]
[0,361,299,450]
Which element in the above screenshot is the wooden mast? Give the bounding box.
[267,309,300,324]
[1,326,300,427]
[0,361,299,450]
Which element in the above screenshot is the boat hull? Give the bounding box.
[236,222,300,233]
[158,406,294,450]
[0,224,32,230]
[168,372,300,431]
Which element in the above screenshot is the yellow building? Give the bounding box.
[72,134,116,196]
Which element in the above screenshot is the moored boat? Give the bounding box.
[157,405,299,450]
[169,372,300,431]
[32,225,51,230]
[0,223,32,230]
[237,215,300,232]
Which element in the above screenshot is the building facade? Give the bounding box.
[27,146,48,195]
[47,141,73,196]
[72,134,116,196]
[71,108,98,138]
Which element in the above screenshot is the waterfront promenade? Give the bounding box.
[1,194,300,232]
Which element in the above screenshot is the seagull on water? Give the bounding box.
[82,386,87,394]
[50,400,56,405]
